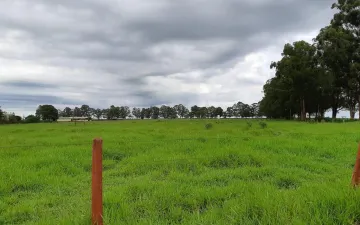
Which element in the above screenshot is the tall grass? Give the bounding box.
[0,119,359,224]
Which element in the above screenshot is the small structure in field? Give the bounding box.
[58,117,90,122]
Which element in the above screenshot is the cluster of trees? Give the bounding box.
[259,0,360,120]
[55,102,262,120]
[0,107,23,124]
[0,101,263,124]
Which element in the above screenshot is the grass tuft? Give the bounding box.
[276,177,300,190]
[204,123,213,130]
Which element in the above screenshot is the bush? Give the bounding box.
[8,114,22,123]
[341,118,358,123]
[204,123,213,130]
[308,119,316,124]
[259,121,267,129]
[24,115,40,123]
[246,121,252,128]
[322,117,358,123]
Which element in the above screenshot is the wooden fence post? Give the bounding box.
[92,138,103,225]
[351,142,360,188]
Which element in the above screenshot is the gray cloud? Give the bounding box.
[0,0,335,115]
[126,0,327,42]
[0,93,82,106]
[1,81,58,89]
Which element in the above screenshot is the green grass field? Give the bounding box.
[1,119,360,225]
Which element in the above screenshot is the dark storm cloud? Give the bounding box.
[0,0,335,113]
[0,0,333,64]
[1,81,58,89]
[125,0,332,42]
[0,93,82,106]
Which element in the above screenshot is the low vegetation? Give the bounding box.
[0,119,359,224]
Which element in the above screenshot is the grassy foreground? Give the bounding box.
[0,119,360,224]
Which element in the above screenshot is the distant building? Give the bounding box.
[58,117,90,122]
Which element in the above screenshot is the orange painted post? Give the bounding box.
[351,142,360,188]
[92,138,103,225]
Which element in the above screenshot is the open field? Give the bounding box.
[0,119,360,224]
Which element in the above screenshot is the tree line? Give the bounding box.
[42,102,261,122]
[0,102,262,123]
[259,0,360,120]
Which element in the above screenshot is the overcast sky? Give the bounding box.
[0,0,341,116]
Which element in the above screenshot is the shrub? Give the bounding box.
[246,121,252,128]
[308,119,316,124]
[198,137,207,143]
[8,115,22,123]
[24,115,40,123]
[204,123,213,130]
[259,121,267,129]
[276,177,300,190]
[321,117,358,123]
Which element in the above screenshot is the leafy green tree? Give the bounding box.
[139,108,151,119]
[132,107,141,119]
[62,107,73,117]
[225,107,234,118]
[207,106,216,118]
[233,102,252,118]
[268,41,320,120]
[232,102,244,118]
[331,0,360,118]
[144,108,151,119]
[173,104,188,118]
[24,115,40,123]
[8,113,22,123]
[58,108,63,117]
[168,107,177,119]
[0,107,4,122]
[214,107,223,118]
[189,111,195,118]
[159,105,168,118]
[36,105,59,122]
[259,77,291,119]
[92,108,103,120]
[150,106,160,119]
[260,37,334,121]
[183,110,190,118]
[73,107,82,117]
[250,103,259,118]
[159,105,177,119]
[314,25,352,119]
[107,105,120,119]
[190,105,200,118]
[242,104,252,118]
[119,106,130,119]
[80,105,91,117]
[140,108,146,119]
[198,107,208,118]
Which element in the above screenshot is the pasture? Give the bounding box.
[0,119,360,224]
